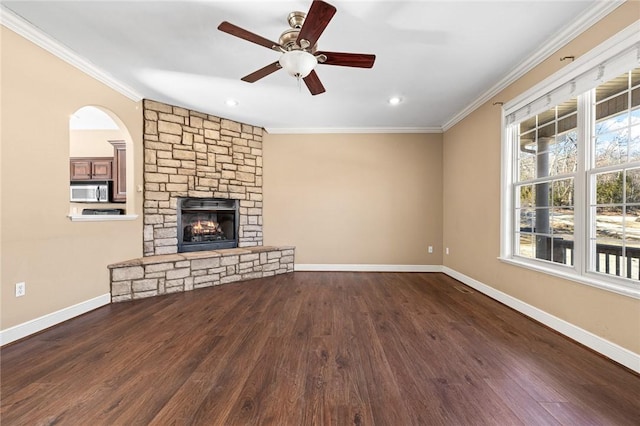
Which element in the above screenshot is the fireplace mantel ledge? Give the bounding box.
[68,214,139,222]
[108,245,295,269]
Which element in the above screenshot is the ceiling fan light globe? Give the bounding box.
[279,50,317,78]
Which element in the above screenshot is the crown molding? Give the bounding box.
[0,6,143,102]
[265,126,443,134]
[441,0,625,132]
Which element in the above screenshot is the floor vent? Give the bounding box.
[455,285,473,294]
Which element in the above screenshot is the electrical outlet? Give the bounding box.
[15,282,26,297]
[428,246,433,253]
[445,247,450,255]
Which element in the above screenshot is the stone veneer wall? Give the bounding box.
[143,99,263,256]
[109,246,294,302]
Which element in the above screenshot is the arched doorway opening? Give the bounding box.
[69,106,135,216]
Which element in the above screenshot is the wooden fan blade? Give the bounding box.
[297,1,336,48]
[303,70,326,95]
[316,51,376,68]
[241,62,282,83]
[218,21,281,50]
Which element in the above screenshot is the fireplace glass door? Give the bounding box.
[177,198,238,252]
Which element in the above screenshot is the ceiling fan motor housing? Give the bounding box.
[287,11,306,29]
[279,28,302,51]
[280,11,316,52]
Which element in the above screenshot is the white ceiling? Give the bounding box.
[2,0,611,132]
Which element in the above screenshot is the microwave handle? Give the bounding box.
[97,187,101,202]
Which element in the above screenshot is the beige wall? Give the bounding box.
[443,2,640,353]
[70,129,126,157]
[1,27,143,330]
[263,133,443,265]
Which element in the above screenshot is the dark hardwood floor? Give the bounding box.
[1,272,639,425]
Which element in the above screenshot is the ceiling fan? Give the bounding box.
[217,0,376,95]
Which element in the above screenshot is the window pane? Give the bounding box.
[538,108,555,126]
[552,236,573,266]
[552,208,574,235]
[517,234,535,259]
[535,182,552,207]
[552,178,574,207]
[624,209,640,247]
[625,169,640,203]
[632,69,640,87]
[535,235,553,261]
[558,113,577,134]
[520,117,537,134]
[549,132,577,176]
[594,206,624,277]
[596,73,628,102]
[625,254,640,280]
[625,206,640,279]
[596,110,629,134]
[539,123,555,139]
[595,128,628,167]
[519,185,535,207]
[518,209,535,232]
[595,206,623,239]
[628,124,640,162]
[518,150,535,181]
[596,92,628,120]
[596,172,624,204]
[557,99,578,119]
[535,207,551,234]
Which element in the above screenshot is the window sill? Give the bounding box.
[498,256,640,300]
[68,214,138,222]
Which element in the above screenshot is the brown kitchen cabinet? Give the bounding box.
[92,159,112,179]
[69,159,92,180]
[109,140,127,202]
[70,157,112,180]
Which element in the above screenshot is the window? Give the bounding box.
[501,25,640,298]
[589,70,640,279]
[515,98,577,266]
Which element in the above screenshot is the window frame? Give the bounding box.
[500,22,640,299]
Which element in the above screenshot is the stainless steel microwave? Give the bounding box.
[70,182,110,203]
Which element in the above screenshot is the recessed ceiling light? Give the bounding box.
[388,96,402,106]
[225,99,239,107]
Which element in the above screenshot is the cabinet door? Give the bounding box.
[70,160,92,180]
[109,141,127,202]
[92,160,112,179]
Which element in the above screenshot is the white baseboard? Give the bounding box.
[294,264,443,272]
[0,293,111,346]
[441,266,640,374]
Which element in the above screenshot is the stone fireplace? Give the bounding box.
[177,197,239,252]
[107,99,294,303]
[143,99,263,256]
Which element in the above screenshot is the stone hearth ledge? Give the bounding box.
[108,246,295,302]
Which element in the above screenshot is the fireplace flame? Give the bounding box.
[192,219,219,236]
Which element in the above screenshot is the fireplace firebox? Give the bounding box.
[177,198,239,253]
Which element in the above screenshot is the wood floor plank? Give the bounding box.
[484,378,561,425]
[2,272,639,425]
